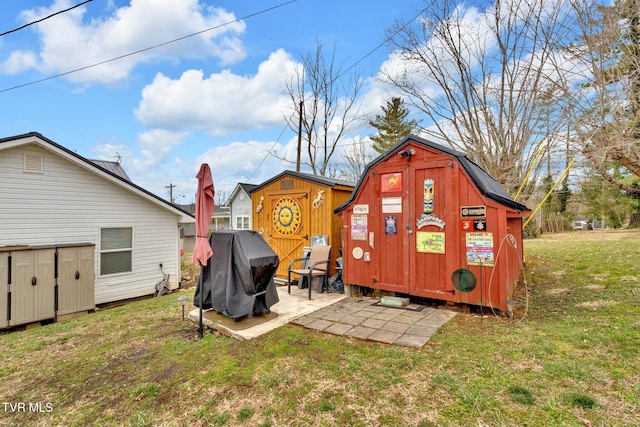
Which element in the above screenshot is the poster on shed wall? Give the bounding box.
[381,173,402,192]
[416,231,445,253]
[465,232,494,266]
[351,214,368,240]
[385,215,397,235]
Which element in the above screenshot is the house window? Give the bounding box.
[100,227,133,275]
[235,215,250,230]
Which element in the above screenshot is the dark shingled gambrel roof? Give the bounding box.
[334,134,529,214]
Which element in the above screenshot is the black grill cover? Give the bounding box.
[193,230,280,319]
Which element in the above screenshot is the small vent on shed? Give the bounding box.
[23,153,44,174]
[281,179,293,190]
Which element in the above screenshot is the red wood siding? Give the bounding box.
[338,140,528,312]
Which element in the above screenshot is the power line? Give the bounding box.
[0,0,296,93]
[247,124,289,182]
[1,0,94,37]
[335,6,426,82]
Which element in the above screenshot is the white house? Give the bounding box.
[212,205,231,230]
[0,132,194,305]
[226,183,257,230]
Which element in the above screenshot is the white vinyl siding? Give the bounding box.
[229,190,253,230]
[0,144,186,304]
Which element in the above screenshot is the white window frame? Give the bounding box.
[235,215,250,230]
[99,227,133,276]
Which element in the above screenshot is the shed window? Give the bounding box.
[235,215,250,230]
[100,227,132,275]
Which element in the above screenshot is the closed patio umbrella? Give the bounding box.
[192,163,214,338]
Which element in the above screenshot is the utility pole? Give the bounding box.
[166,183,177,203]
[296,100,303,172]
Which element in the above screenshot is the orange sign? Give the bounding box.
[381,173,402,192]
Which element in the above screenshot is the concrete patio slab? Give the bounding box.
[187,285,346,340]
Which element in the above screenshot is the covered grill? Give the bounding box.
[194,230,279,319]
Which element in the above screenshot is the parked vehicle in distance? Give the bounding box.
[571,220,592,230]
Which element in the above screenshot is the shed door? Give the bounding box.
[58,246,95,316]
[0,253,7,328]
[10,249,55,326]
[374,165,410,293]
[267,191,310,277]
[373,161,457,301]
[409,162,457,300]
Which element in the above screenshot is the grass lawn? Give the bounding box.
[1,230,639,426]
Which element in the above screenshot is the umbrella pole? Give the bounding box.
[198,265,204,338]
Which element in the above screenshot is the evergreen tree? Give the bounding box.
[369,97,418,154]
[578,171,633,229]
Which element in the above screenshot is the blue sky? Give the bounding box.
[1,0,421,203]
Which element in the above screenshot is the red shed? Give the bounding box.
[334,135,530,312]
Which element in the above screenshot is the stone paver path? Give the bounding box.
[292,296,457,348]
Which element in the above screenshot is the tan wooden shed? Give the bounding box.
[251,171,354,278]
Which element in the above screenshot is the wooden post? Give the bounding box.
[296,100,303,172]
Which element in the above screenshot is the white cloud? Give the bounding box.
[92,130,187,199]
[91,142,134,164]
[107,136,295,201]
[1,0,246,84]
[93,130,186,194]
[195,138,291,189]
[0,50,38,74]
[134,49,299,134]
[131,128,188,170]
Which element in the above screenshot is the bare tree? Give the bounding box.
[338,137,377,182]
[214,188,228,206]
[283,40,365,176]
[563,0,640,194]
[382,0,580,197]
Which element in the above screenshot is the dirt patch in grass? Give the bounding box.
[545,287,570,295]
[621,275,640,283]
[576,300,618,309]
